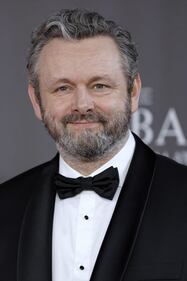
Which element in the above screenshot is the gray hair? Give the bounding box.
[27,9,138,97]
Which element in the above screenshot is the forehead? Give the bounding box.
[37,36,124,81]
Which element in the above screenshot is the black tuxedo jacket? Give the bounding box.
[1,134,187,281]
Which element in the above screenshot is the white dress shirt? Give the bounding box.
[52,131,135,281]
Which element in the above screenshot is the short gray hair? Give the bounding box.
[27,9,138,97]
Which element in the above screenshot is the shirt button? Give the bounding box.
[84,215,89,220]
[79,265,84,270]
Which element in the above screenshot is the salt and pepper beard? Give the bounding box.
[40,95,132,162]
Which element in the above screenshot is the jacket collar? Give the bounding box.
[90,134,156,281]
[17,154,59,281]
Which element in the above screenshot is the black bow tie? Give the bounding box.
[54,166,119,200]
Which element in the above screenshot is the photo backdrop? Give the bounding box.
[1,0,187,183]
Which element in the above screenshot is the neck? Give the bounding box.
[58,132,129,176]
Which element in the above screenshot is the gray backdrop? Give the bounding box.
[1,0,187,183]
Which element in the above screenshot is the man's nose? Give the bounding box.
[71,87,95,114]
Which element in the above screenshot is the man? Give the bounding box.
[1,8,187,281]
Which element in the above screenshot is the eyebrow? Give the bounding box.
[51,78,73,85]
[46,78,75,89]
[88,75,114,84]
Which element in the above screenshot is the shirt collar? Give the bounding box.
[59,131,135,188]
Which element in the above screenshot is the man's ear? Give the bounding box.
[28,83,42,120]
[131,73,141,113]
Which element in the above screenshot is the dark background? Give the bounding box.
[1,0,187,183]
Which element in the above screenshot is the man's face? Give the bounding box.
[29,36,141,161]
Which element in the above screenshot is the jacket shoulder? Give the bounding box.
[150,152,187,200]
[0,154,59,192]
[134,132,187,176]
[155,153,187,176]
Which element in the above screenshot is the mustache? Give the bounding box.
[62,112,108,124]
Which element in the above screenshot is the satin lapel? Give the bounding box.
[90,135,156,281]
[17,155,59,281]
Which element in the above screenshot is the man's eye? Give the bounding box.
[57,85,70,92]
[54,85,73,94]
[94,84,109,90]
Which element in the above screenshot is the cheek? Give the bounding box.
[44,99,71,119]
[96,97,125,114]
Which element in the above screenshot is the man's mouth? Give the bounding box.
[68,120,100,128]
